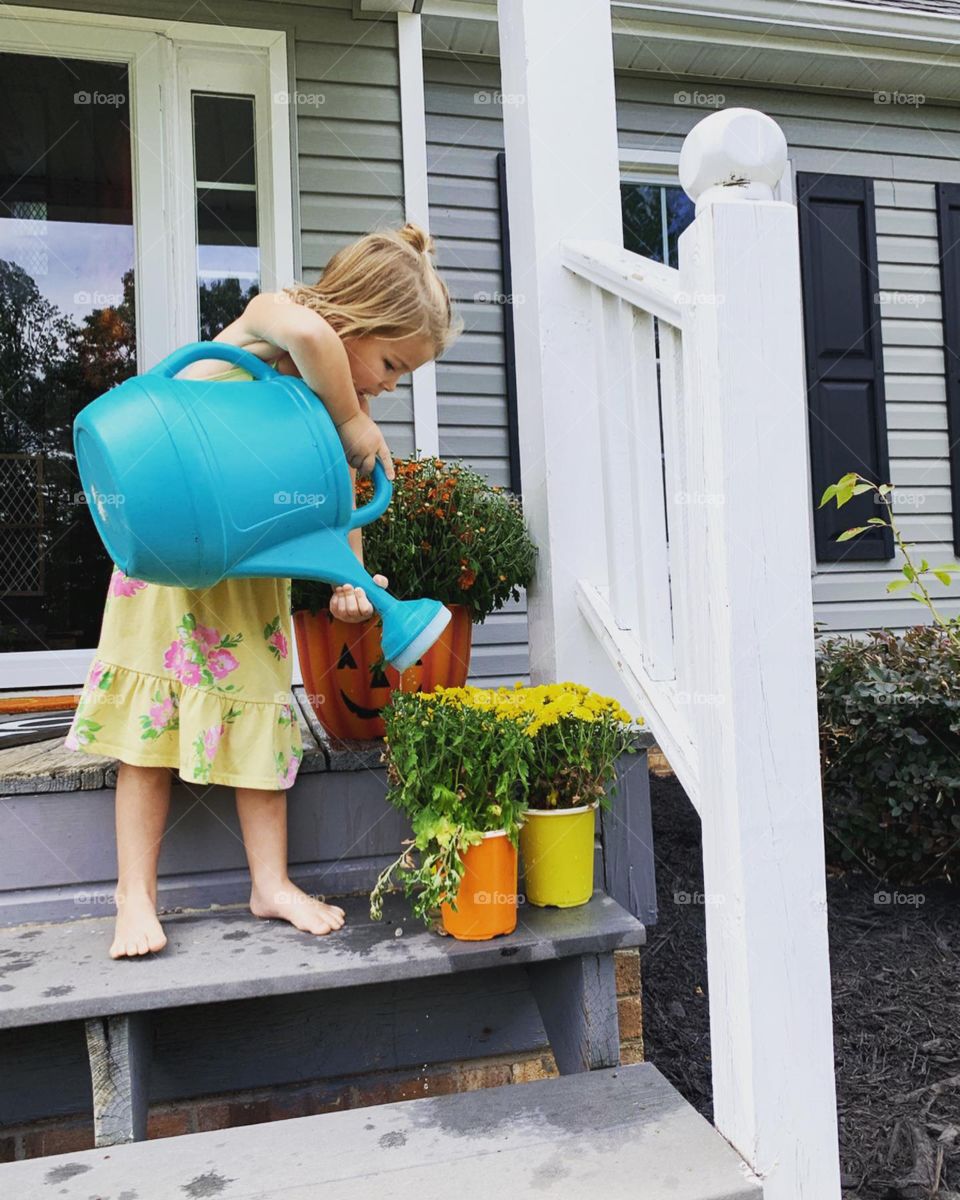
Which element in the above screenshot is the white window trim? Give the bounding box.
[0,7,296,686]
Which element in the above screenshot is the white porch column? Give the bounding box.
[496,0,631,704]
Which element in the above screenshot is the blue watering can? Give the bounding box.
[73,341,451,672]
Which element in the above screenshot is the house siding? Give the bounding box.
[616,74,960,635]
[423,53,529,685]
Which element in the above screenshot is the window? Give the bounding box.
[621,182,695,267]
[193,93,261,338]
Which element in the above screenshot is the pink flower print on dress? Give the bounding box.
[163,612,244,694]
[89,661,105,689]
[204,723,225,761]
[263,616,288,662]
[276,746,303,789]
[190,706,241,783]
[139,688,180,741]
[206,648,239,679]
[108,567,147,598]
[195,624,221,651]
[163,639,187,674]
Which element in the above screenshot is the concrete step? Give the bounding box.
[0,1062,762,1200]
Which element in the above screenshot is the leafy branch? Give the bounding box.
[819,472,960,646]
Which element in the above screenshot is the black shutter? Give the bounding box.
[936,184,960,557]
[496,151,522,497]
[797,172,893,561]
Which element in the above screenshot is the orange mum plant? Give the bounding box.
[291,454,537,623]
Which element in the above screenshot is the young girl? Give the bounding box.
[64,222,462,959]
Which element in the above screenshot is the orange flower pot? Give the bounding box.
[440,830,518,941]
[293,603,472,741]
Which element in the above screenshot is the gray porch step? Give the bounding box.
[0,891,643,1029]
[0,1062,762,1199]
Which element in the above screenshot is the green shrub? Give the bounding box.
[817,625,960,884]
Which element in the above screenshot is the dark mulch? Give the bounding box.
[641,771,960,1200]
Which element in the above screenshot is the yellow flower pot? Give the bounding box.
[519,801,598,908]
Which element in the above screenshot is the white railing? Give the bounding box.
[497,7,842,1188]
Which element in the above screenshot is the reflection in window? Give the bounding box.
[193,93,260,338]
[0,52,136,649]
[621,182,695,268]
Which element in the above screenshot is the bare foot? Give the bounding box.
[110,889,167,958]
[249,881,346,935]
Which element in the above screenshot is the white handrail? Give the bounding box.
[560,239,684,327]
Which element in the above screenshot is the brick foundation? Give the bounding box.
[0,948,643,1162]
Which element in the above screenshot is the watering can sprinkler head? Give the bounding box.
[73,340,453,672]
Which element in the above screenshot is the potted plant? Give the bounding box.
[369,685,534,940]
[504,682,641,908]
[292,455,537,741]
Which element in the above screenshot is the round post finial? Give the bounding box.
[679,108,788,209]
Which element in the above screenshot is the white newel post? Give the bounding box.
[679,109,842,1197]
[496,0,635,705]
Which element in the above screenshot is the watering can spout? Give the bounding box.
[240,528,451,673]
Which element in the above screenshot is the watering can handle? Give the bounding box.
[348,461,392,531]
[147,341,278,382]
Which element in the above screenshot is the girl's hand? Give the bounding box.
[330,575,388,623]
[337,412,395,481]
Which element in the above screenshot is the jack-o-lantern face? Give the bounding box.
[293,605,474,742]
[337,642,419,722]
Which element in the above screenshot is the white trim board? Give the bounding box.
[398,11,440,457]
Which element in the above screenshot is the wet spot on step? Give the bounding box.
[45,1162,91,1184]
[378,1130,407,1149]
[181,1170,235,1197]
[18,929,42,939]
[42,985,74,998]
[364,1122,375,1131]
[0,985,14,992]
[118,1191,139,1199]
[222,930,250,941]
[259,947,277,955]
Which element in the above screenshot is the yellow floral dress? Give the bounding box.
[64,364,304,790]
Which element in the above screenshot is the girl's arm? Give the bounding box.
[181,292,394,480]
[184,293,360,428]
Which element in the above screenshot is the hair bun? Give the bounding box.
[397,222,435,257]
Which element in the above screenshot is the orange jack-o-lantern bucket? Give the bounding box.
[293,603,473,741]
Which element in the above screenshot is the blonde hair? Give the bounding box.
[283,222,463,359]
